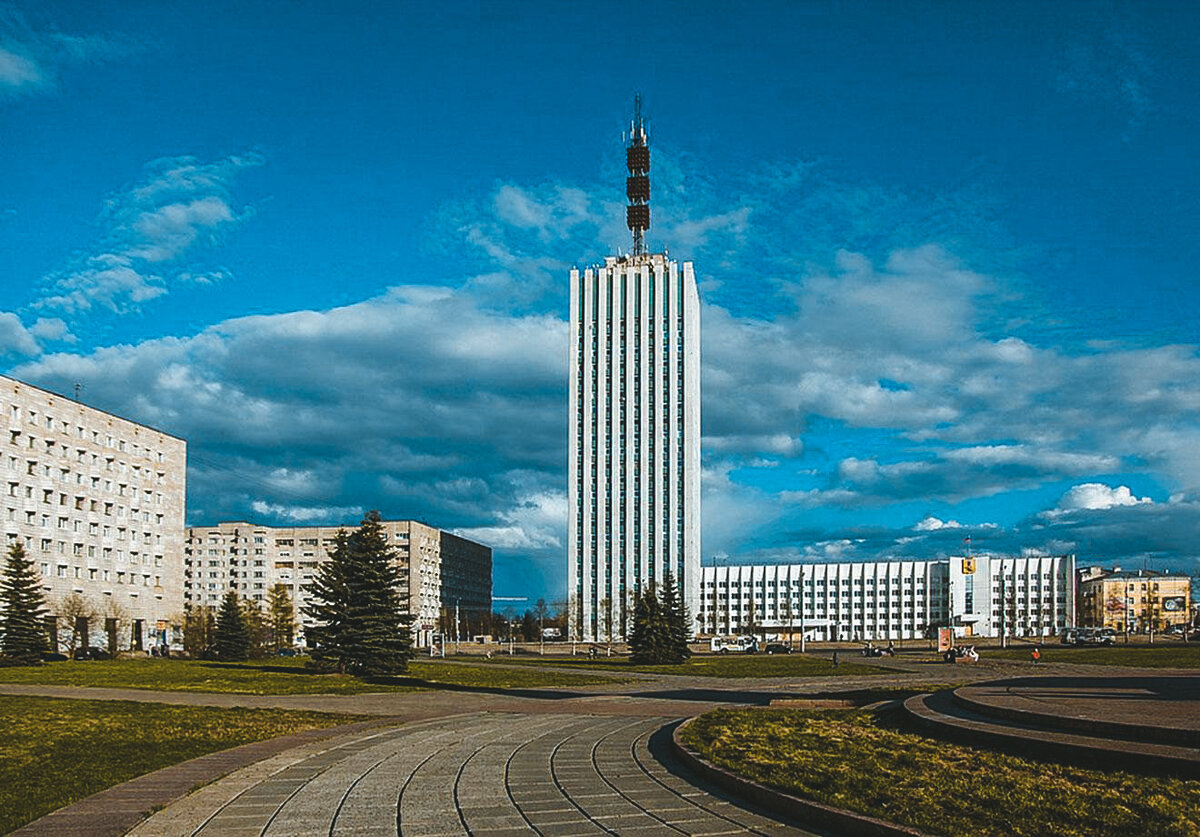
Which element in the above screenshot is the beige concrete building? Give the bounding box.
[0,374,187,652]
[185,520,491,647]
[1077,568,1192,634]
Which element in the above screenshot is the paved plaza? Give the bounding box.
[7,654,1198,836]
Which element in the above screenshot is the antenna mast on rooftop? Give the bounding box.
[625,94,650,257]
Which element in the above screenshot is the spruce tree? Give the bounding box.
[267,583,295,653]
[0,542,49,665]
[213,591,250,661]
[629,582,666,664]
[660,572,692,663]
[241,598,269,658]
[629,576,691,665]
[303,511,412,676]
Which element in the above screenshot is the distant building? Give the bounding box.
[568,98,701,641]
[185,520,491,647]
[698,554,1075,641]
[0,374,187,651]
[1077,567,1191,634]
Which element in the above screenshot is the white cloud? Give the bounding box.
[29,317,74,343]
[454,498,564,550]
[17,283,569,544]
[1050,483,1153,515]
[914,516,962,531]
[0,312,38,357]
[250,501,363,524]
[37,153,262,315]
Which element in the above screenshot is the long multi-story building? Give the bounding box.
[699,554,1075,641]
[568,99,701,641]
[185,520,491,647]
[1077,567,1191,634]
[0,374,187,651]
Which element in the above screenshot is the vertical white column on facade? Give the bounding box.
[604,267,614,637]
[583,267,598,638]
[568,269,580,639]
[681,262,700,626]
[666,259,678,587]
[620,268,633,636]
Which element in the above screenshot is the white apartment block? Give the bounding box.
[0,374,187,651]
[569,253,701,642]
[699,554,1075,641]
[185,520,492,647]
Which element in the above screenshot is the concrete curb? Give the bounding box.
[904,690,1200,778]
[10,718,399,837]
[952,687,1200,748]
[671,716,929,837]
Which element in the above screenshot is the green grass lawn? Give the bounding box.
[985,643,1200,668]
[0,695,364,834]
[473,652,890,678]
[0,656,621,694]
[682,706,1200,837]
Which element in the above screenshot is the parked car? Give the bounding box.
[41,652,69,662]
[764,643,792,654]
[72,647,110,661]
[1072,628,1115,646]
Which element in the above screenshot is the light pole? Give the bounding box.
[455,598,461,655]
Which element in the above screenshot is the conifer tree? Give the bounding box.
[303,511,412,676]
[660,572,692,663]
[629,575,691,665]
[213,591,250,661]
[267,583,295,653]
[241,597,269,658]
[0,542,49,665]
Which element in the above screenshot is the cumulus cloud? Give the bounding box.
[37,153,262,314]
[1049,483,1153,515]
[914,516,962,531]
[16,282,569,564]
[250,501,364,524]
[0,312,39,357]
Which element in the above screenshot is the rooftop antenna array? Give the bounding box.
[625,94,650,257]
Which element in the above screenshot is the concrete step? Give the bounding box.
[902,689,1200,778]
[951,687,1200,748]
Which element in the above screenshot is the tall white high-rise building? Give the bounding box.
[568,99,700,641]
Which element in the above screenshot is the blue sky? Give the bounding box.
[2,1,1198,602]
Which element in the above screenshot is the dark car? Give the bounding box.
[764,643,792,654]
[41,652,69,662]
[72,647,110,661]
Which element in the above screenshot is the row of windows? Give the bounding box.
[2,401,169,464]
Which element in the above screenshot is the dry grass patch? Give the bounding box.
[0,695,364,834]
[682,706,1200,836]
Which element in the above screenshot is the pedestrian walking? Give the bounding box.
[1031,647,1041,665]
[832,649,839,667]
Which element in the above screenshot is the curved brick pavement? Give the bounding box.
[128,711,816,836]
